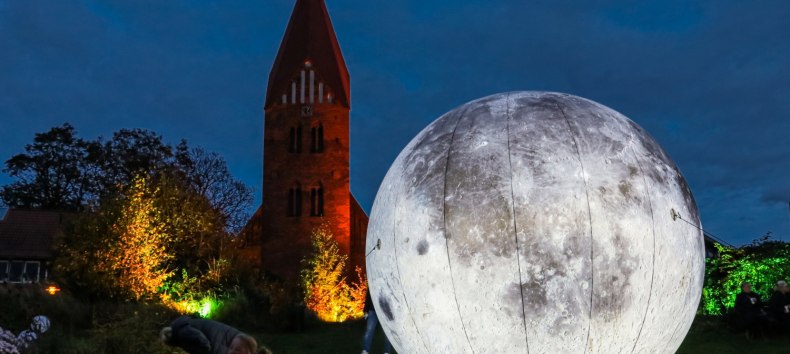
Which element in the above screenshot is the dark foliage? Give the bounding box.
[1,124,252,232]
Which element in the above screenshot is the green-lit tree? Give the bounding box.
[701,234,790,315]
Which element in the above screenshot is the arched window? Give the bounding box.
[311,123,324,153]
[310,184,324,217]
[288,126,303,153]
[287,184,302,217]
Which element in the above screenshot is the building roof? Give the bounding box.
[0,209,69,259]
[265,0,350,109]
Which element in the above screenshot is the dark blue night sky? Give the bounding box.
[1,0,788,245]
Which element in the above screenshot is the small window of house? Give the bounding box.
[9,261,24,283]
[0,261,8,281]
[24,261,40,283]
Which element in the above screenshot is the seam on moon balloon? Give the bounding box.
[664,237,690,348]
[627,143,658,354]
[663,175,701,349]
[442,105,477,354]
[554,99,595,354]
[391,154,431,353]
[505,92,531,354]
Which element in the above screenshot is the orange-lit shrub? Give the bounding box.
[301,224,367,322]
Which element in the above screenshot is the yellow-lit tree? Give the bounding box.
[107,176,173,300]
[301,224,366,322]
[56,173,235,307]
[57,176,173,300]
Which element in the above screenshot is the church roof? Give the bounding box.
[265,0,350,109]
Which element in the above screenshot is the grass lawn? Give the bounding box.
[677,316,790,354]
[252,316,790,354]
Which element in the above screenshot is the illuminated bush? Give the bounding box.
[111,177,173,300]
[301,224,366,322]
[55,173,237,311]
[701,238,790,315]
[164,296,221,319]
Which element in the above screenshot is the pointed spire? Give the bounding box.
[266,0,350,109]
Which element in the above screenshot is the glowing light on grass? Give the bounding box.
[198,298,217,318]
[164,296,221,319]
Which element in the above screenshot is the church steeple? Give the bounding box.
[253,0,365,281]
[265,0,350,109]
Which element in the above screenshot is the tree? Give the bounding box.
[107,176,173,300]
[1,124,252,232]
[175,146,253,233]
[701,234,790,315]
[55,173,237,302]
[92,129,175,198]
[301,224,366,322]
[0,124,90,210]
[56,176,173,300]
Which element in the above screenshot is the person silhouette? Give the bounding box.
[361,289,393,354]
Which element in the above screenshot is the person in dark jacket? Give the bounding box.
[769,280,790,327]
[362,289,393,354]
[160,316,259,354]
[734,282,771,337]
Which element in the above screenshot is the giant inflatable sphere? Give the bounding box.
[366,92,704,354]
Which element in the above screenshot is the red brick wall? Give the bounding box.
[350,196,368,276]
[260,102,353,281]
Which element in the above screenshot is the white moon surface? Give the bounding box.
[366,92,704,354]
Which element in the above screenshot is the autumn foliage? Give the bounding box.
[107,176,173,300]
[301,224,366,322]
[55,173,235,307]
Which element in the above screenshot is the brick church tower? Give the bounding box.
[243,0,368,282]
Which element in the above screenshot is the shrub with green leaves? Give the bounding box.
[702,237,790,315]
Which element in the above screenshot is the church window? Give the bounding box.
[310,184,324,217]
[311,123,324,153]
[289,126,303,153]
[287,185,302,217]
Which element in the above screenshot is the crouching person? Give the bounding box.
[160,316,267,354]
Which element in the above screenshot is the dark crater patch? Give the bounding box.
[444,164,514,266]
[506,236,589,335]
[416,239,429,255]
[503,281,530,319]
[618,180,632,198]
[628,165,639,177]
[378,296,395,321]
[593,232,640,323]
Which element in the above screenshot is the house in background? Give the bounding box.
[0,208,69,284]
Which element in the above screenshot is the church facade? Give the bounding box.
[242,0,368,282]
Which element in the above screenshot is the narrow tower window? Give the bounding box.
[288,126,303,153]
[288,184,302,217]
[311,123,324,153]
[310,184,324,217]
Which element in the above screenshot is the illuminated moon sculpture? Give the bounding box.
[366,92,704,354]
